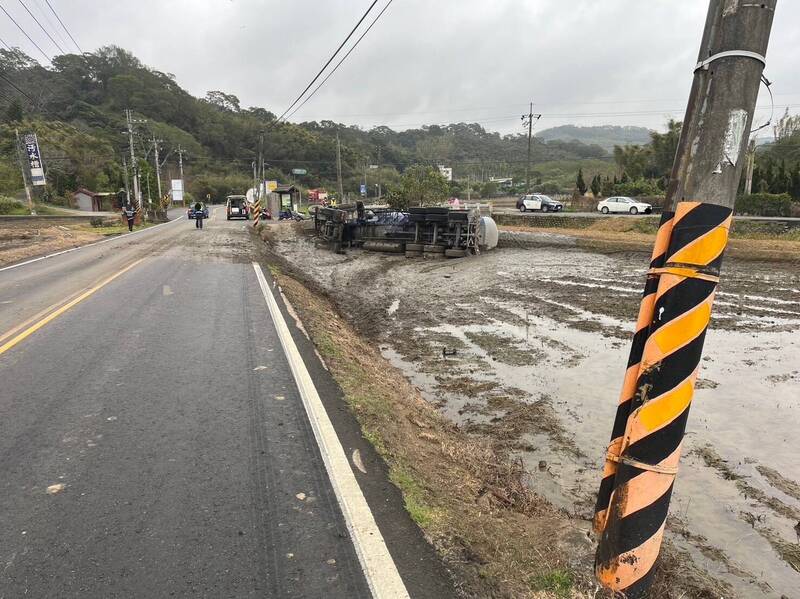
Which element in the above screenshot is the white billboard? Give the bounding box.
[171,179,184,203]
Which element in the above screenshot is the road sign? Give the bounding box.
[24,133,46,186]
[360,184,367,196]
[291,168,307,175]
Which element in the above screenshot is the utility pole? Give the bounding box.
[126,109,147,218]
[122,156,131,205]
[14,129,34,215]
[336,132,344,200]
[252,161,258,200]
[258,131,264,199]
[521,102,541,193]
[744,138,756,195]
[177,144,185,182]
[151,134,163,201]
[594,2,777,598]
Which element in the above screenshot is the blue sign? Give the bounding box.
[24,133,46,186]
[360,184,367,196]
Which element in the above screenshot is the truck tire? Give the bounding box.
[405,250,422,258]
[423,244,445,253]
[405,243,424,252]
[445,248,467,258]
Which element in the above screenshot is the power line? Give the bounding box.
[15,0,66,55]
[31,0,70,51]
[276,0,381,122]
[287,0,395,121]
[0,33,11,50]
[43,0,81,53]
[0,3,52,62]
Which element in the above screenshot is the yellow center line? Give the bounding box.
[0,258,146,357]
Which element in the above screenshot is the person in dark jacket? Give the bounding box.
[194,201,205,229]
[123,204,136,232]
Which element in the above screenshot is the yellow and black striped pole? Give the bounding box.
[593,210,674,534]
[595,202,733,596]
[253,198,261,226]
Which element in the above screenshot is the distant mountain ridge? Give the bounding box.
[536,125,652,151]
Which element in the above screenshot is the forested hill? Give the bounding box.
[537,125,652,151]
[0,46,611,201]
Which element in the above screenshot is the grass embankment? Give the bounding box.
[501,215,800,262]
[0,197,68,215]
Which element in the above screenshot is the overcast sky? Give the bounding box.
[2,1,797,136]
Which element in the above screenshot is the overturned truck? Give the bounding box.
[314,204,499,258]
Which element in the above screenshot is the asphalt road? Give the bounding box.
[0,208,455,598]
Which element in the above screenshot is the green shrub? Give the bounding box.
[0,196,26,215]
[735,193,793,217]
[89,216,105,227]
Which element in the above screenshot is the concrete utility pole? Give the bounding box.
[594,2,777,598]
[258,131,265,199]
[177,144,185,182]
[151,135,163,201]
[522,102,541,193]
[336,132,344,200]
[126,109,147,217]
[14,129,34,215]
[122,156,131,205]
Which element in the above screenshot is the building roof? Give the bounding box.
[73,187,114,197]
[275,184,297,193]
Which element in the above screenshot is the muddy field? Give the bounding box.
[270,224,800,598]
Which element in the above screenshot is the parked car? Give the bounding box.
[226,195,249,220]
[597,196,652,215]
[187,204,209,219]
[516,194,563,212]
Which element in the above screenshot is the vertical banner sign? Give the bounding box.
[360,184,367,197]
[24,133,46,186]
[171,179,184,203]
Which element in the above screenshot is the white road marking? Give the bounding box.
[0,216,184,273]
[252,262,409,599]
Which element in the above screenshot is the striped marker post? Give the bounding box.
[593,210,674,534]
[595,201,733,597]
[252,198,261,226]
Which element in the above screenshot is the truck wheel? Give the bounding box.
[405,243,424,252]
[423,244,445,253]
[405,250,422,258]
[445,248,467,258]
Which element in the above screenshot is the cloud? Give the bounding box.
[2,0,796,134]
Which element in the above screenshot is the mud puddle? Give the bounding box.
[271,225,800,598]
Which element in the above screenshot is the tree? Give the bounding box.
[590,174,601,197]
[387,164,449,210]
[576,168,587,194]
[4,98,23,122]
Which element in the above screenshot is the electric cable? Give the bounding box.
[43,0,81,53]
[276,0,381,122]
[15,0,66,55]
[286,0,395,121]
[0,3,52,62]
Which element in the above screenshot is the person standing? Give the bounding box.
[194,201,205,229]
[123,204,136,232]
